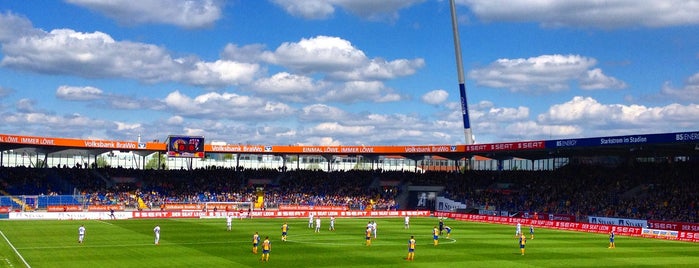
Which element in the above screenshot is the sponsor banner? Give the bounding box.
[647,220,699,232]
[47,205,82,212]
[588,216,647,227]
[435,212,644,238]
[162,204,203,211]
[641,228,679,240]
[0,207,10,213]
[129,210,431,219]
[435,197,466,212]
[0,134,164,151]
[548,214,576,222]
[678,231,699,243]
[9,211,130,220]
[250,210,430,218]
[278,205,348,211]
[87,205,125,211]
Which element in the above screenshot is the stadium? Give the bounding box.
[2,1,699,268]
[1,130,698,267]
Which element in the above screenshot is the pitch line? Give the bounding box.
[14,240,251,250]
[0,230,31,268]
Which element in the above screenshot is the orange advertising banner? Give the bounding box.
[1,132,547,155]
[87,205,125,211]
[162,203,202,211]
[47,205,82,212]
[278,205,348,211]
[0,134,165,151]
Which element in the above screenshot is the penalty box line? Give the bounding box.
[0,230,31,268]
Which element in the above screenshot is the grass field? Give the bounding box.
[1,217,698,267]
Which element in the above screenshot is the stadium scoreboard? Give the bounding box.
[166,135,205,158]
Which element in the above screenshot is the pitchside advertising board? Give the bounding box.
[166,135,205,158]
[434,211,699,243]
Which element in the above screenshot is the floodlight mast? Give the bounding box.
[449,0,474,145]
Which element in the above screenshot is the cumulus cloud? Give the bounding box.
[185,60,261,87]
[250,72,324,102]
[468,54,626,92]
[261,36,424,82]
[0,21,262,88]
[298,104,346,121]
[272,0,425,21]
[66,0,224,28]
[327,58,425,81]
[659,72,699,102]
[264,35,367,73]
[271,0,336,19]
[421,89,449,105]
[320,81,401,103]
[221,43,268,63]
[537,96,699,130]
[163,90,294,120]
[0,11,40,43]
[461,0,699,28]
[56,85,104,101]
[311,122,375,136]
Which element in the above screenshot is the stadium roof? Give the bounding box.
[1,131,698,161]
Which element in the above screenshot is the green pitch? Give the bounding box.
[1,217,698,267]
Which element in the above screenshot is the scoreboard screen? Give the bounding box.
[166,135,205,158]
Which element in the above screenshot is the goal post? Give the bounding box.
[202,201,254,217]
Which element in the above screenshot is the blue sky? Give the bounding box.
[0,0,698,146]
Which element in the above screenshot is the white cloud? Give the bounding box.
[167,115,184,125]
[0,11,40,43]
[265,35,367,73]
[271,0,336,19]
[186,60,260,87]
[421,89,449,105]
[461,0,699,28]
[1,28,182,81]
[163,90,295,120]
[272,0,425,21]
[66,0,224,28]
[264,36,424,81]
[0,24,262,88]
[580,68,627,90]
[537,96,699,130]
[659,72,699,102]
[311,122,375,136]
[320,81,401,103]
[468,54,625,92]
[221,44,268,63]
[327,58,425,81]
[16,98,36,113]
[250,72,324,102]
[298,104,348,122]
[56,85,104,101]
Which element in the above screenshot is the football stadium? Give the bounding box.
[2,1,699,268]
[1,131,698,267]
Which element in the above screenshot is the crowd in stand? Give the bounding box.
[0,160,696,224]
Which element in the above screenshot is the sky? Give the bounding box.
[0,0,698,146]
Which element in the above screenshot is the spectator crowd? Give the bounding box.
[0,160,696,224]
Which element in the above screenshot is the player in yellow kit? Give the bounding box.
[365,227,373,246]
[281,222,289,241]
[433,226,439,246]
[406,235,416,261]
[252,232,260,254]
[519,233,527,255]
[260,236,271,262]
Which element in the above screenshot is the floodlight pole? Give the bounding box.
[450,0,474,145]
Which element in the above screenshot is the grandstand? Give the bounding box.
[1,131,697,235]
